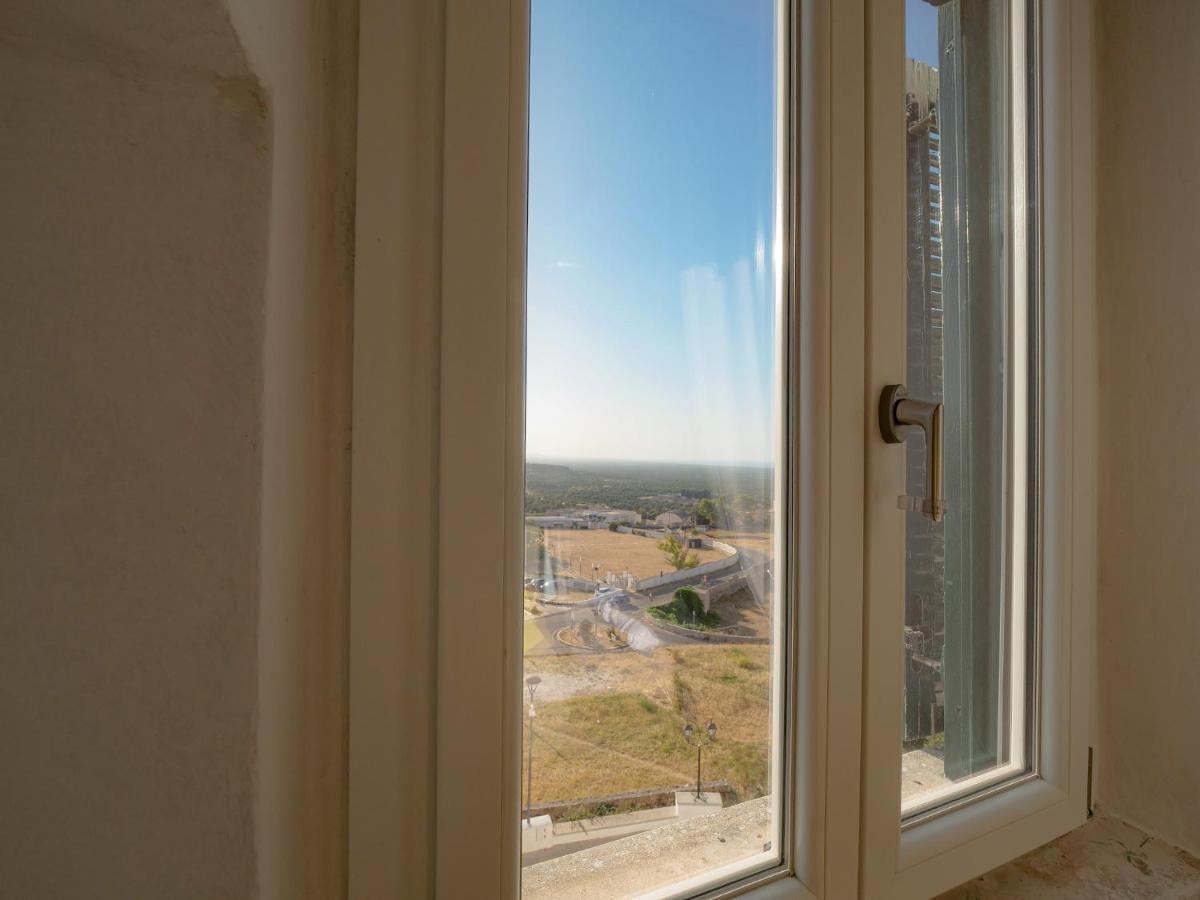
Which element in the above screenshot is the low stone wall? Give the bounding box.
[537,576,599,606]
[553,625,628,652]
[527,781,734,821]
[541,562,598,593]
[636,545,740,593]
[641,613,770,645]
[523,792,726,857]
[560,577,597,591]
[696,574,746,610]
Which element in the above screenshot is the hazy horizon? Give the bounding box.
[527,455,774,471]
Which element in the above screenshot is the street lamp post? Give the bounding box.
[525,675,542,825]
[681,720,718,800]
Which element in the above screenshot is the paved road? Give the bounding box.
[524,545,773,657]
[642,544,770,601]
[524,590,678,657]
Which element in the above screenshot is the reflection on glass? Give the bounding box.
[520,1,784,896]
[901,0,1033,815]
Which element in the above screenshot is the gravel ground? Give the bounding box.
[522,796,773,900]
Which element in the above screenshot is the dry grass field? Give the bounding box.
[706,529,774,554]
[543,529,727,581]
[708,588,772,638]
[522,645,772,809]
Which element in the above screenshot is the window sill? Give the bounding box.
[937,811,1200,899]
[521,796,773,900]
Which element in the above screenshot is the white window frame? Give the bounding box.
[857,1,1096,898]
[346,0,1094,897]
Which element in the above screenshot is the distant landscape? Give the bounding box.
[520,456,778,861]
[524,459,774,522]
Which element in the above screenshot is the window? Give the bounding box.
[519,3,789,897]
[348,1,1094,897]
[859,1,1091,896]
[898,0,1037,819]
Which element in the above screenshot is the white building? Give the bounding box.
[579,509,640,528]
[525,515,585,529]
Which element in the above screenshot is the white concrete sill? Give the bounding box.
[938,811,1200,899]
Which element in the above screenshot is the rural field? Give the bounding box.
[543,528,728,581]
[522,645,773,813]
[705,529,774,555]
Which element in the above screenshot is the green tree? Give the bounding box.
[657,533,699,571]
[696,497,719,526]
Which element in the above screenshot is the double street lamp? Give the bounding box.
[525,675,542,826]
[681,720,718,800]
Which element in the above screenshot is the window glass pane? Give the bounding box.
[520,1,786,895]
[901,0,1035,816]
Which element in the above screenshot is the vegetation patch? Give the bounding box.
[559,801,620,822]
[728,648,764,671]
[648,587,722,630]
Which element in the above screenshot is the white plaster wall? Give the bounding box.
[0,3,267,896]
[0,0,355,895]
[1095,0,1200,858]
[221,0,357,895]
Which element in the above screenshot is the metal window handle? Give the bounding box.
[879,384,947,523]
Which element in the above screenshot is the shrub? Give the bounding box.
[674,587,703,617]
[648,588,721,631]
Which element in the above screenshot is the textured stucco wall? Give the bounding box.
[0,3,267,896]
[0,0,354,895]
[1095,0,1200,859]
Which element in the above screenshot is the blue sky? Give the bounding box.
[525,0,779,465]
[906,1,940,68]
[523,1,938,465]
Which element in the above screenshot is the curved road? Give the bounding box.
[524,545,772,657]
